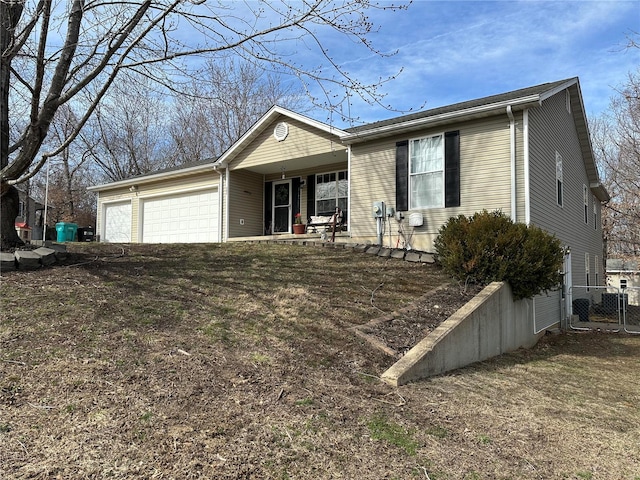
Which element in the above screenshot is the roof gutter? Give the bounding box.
[590,182,610,203]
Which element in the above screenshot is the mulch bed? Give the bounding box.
[354,282,485,356]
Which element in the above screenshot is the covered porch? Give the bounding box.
[214,106,350,242]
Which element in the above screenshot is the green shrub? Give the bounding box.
[434,210,564,300]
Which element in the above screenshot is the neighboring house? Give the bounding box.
[90,77,608,328]
[15,188,44,241]
[606,258,640,306]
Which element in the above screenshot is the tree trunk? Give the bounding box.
[1,2,26,250]
[1,185,24,250]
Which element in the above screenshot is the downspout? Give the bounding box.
[213,165,225,243]
[225,166,230,241]
[347,145,351,234]
[523,109,531,225]
[506,105,517,222]
[95,193,101,242]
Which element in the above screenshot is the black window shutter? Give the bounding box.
[445,131,460,208]
[396,140,409,211]
[264,181,272,234]
[306,175,316,218]
[292,177,301,217]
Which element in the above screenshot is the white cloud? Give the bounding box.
[319,0,639,126]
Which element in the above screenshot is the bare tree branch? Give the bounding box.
[1,0,410,248]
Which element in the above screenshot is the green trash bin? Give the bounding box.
[55,222,78,242]
[66,223,78,242]
[55,223,67,242]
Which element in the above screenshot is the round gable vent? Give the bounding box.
[274,122,289,142]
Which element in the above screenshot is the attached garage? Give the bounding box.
[141,189,218,243]
[103,201,132,243]
[88,160,221,244]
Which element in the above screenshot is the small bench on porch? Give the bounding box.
[306,208,346,234]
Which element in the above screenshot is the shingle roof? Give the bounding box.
[344,78,574,136]
[125,158,216,181]
[88,158,217,191]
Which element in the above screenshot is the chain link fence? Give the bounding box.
[569,286,640,334]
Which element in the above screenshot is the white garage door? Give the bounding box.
[103,201,132,243]
[142,189,218,243]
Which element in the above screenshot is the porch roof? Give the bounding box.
[214,106,349,173]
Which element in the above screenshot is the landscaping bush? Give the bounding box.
[434,210,564,299]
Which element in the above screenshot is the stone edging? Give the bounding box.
[1,240,434,272]
[244,238,436,264]
[0,244,68,272]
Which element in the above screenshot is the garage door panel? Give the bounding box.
[104,202,132,243]
[142,189,218,243]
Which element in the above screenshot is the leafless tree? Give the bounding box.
[169,58,306,165]
[0,0,407,249]
[46,104,87,219]
[593,69,640,258]
[82,74,173,182]
[31,103,95,229]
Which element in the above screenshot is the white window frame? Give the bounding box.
[593,196,597,230]
[583,184,589,224]
[594,255,599,287]
[585,252,590,291]
[409,133,445,209]
[315,170,348,215]
[556,152,564,207]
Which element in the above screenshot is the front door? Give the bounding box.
[272,180,291,233]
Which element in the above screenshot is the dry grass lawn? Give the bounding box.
[1,242,639,479]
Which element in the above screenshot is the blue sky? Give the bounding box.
[303,0,640,128]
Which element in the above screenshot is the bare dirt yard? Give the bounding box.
[1,242,639,479]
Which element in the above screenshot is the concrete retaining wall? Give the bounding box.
[381,282,541,386]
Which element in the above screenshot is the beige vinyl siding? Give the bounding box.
[227,170,263,238]
[528,89,605,289]
[528,88,605,328]
[459,116,512,209]
[349,138,396,244]
[224,162,348,238]
[229,116,346,171]
[96,173,219,243]
[349,116,513,251]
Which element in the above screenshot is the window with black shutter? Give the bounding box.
[396,130,460,210]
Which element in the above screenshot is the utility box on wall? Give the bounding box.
[408,212,424,227]
[372,201,385,218]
